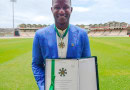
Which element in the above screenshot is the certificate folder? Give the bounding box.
[45,57,99,90]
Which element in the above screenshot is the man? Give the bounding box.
[32,0,91,90]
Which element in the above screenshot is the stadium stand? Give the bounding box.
[18,22,129,37]
[88,21,129,37]
[108,30,120,36]
[88,30,95,36]
[0,28,14,37]
[18,24,48,37]
[0,22,129,38]
[19,32,28,37]
[118,30,128,36]
[93,30,104,36]
[103,30,111,36]
[19,31,35,37]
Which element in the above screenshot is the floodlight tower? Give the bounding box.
[10,0,17,29]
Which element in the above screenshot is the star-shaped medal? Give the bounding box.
[58,42,65,48]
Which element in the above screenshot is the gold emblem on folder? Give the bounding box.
[59,68,67,77]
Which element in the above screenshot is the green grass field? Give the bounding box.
[0,37,130,90]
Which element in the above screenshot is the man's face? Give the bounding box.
[51,0,72,25]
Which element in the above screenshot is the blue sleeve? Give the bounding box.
[32,32,45,90]
[81,32,91,57]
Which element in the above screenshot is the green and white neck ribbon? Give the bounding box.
[49,59,55,90]
[54,24,70,39]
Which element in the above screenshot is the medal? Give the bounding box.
[58,38,65,48]
[54,24,70,49]
[58,41,65,48]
